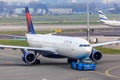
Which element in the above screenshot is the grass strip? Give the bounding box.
[95,47,120,54]
[0,40,29,46]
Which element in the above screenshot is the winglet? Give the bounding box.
[25,6,36,34]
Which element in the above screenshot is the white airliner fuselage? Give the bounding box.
[98,10,120,27]
[101,20,120,27]
[26,34,92,59]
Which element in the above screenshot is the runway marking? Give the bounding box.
[89,71,108,77]
[89,66,120,79]
[106,66,120,79]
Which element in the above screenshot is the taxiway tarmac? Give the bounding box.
[0,24,111,31]
[0,49,119,80]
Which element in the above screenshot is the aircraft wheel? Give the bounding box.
[67,58,77,64]
[32,59,40,65]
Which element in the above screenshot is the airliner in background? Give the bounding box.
[0,6,120,65]
[98,10,120,27]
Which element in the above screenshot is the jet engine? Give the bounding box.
[22,49,36,64]
[89,49,102,62]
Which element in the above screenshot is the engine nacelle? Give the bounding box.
[22,49,36,64]
[89,49,102,62]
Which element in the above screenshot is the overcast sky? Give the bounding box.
[0,0,39,2]
[103,0,120,3]
[0,0,120,3]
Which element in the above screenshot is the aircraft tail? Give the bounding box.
[25,6,36,34]
[98,10,108,22]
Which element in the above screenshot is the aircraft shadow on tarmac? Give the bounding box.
[0,58,119,66]
[0,60,69,67]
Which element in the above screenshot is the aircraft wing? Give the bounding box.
[0,44,57,54]
[91,41,120,47]
[0,34,26,39]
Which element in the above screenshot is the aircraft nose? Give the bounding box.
[84,47,92,53]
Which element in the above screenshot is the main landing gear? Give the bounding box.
[67,58,77,63]
[32,59,41,65]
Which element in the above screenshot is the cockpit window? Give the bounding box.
[79,44,90,47]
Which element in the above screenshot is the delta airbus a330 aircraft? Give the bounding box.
[0,7,120,65]
[98,10,120,27]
